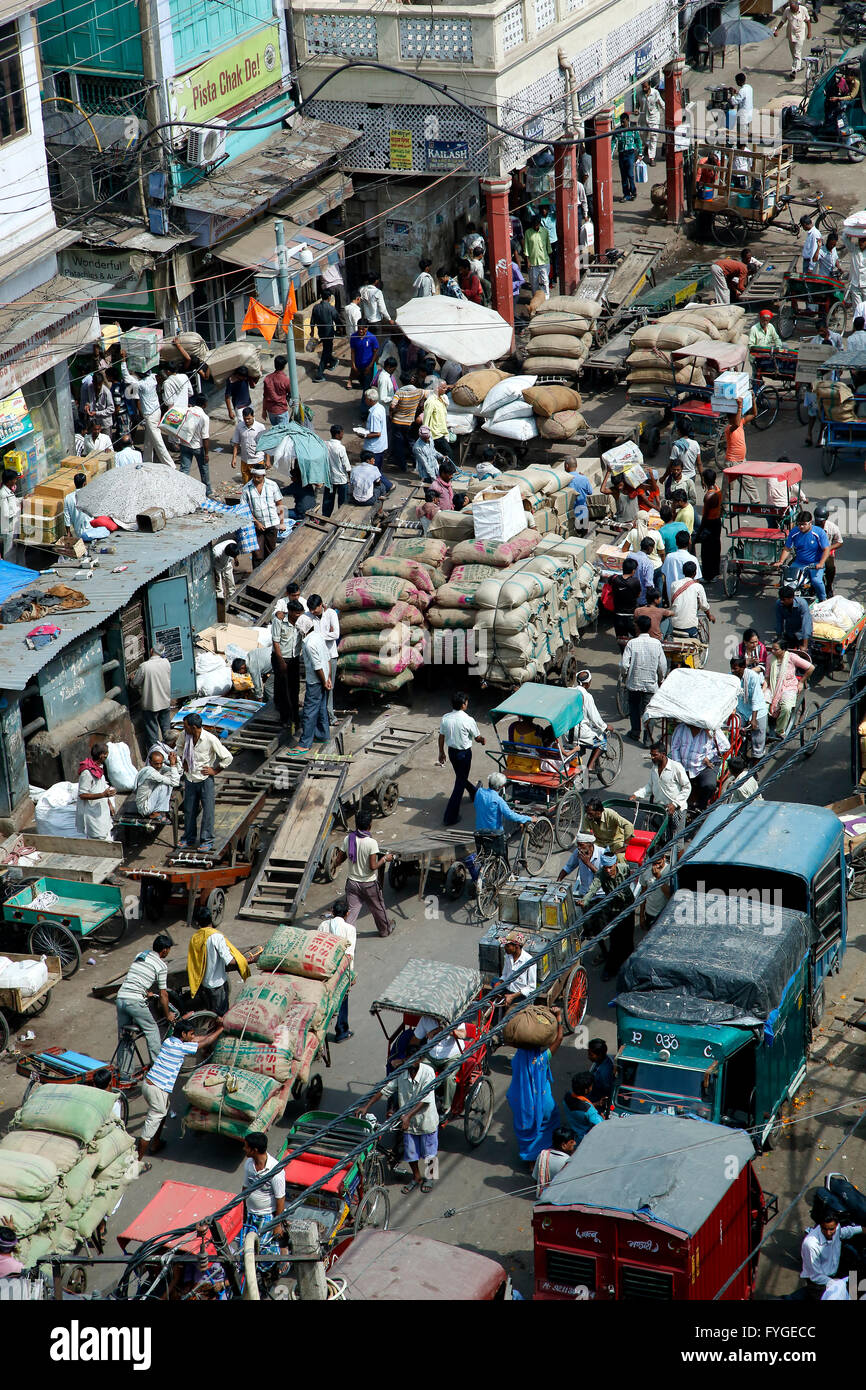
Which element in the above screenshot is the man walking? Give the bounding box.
[773,0,811,79]
[331,808,395,938]
[291,613,331,752]
[177,393,212,496]
[621,614,667,742]
[437,691,485,826]
[612,112,643,202]
[180,711,233,853]
[271,596,304,731]
[631,741,691,838]
[310,289,340,381]
[359,275,391,328]
[241,463,284,566]
[639,79,665,164]
[116,933,174,1065]
[262,355,292,425]
[121,354,175,467]
[230,406,268,472]
[319,898,355,1042]
[523,215,552,299]
[132,643,172,747]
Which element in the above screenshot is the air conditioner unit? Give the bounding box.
[186,119,227,167]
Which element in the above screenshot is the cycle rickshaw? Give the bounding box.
[487,684,587,851]
[640,667,743,809]
[276,1110,390,1264]
[371,958,495,1149]
[719,459,802,599]
[778,264,848,340]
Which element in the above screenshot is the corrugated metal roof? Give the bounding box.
[0,275,112,358]
[0,511,237,693]
[0,227,80,289]
[171,118,360,223]
[214,219,343,276]
[72,218,192,255]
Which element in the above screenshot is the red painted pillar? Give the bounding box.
[554,143,580,295]
[589,106,614,259]
[664,56,685,226]
[480,175,514,328]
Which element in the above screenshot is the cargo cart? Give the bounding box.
[0,951,61,1052]
[478,878,589,1033]
[2,877,127,973]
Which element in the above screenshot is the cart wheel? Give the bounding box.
[563,965,589,1033]
[720,557,739,599]
[796,385,811,426]
[849,849,866,900]
[463,1076,495,1148]
[697,614,711,668]
[555,791,584,850]
[476,857,508,920]
[27,922,80,978]
[354,1185,390,1235]
[387,859,408,892]
[90,912,127,948]
[241,826,260,861]
[752,384,779,431]
[521,816,555,876]
[21,988,51,1019]
[374,779,399,816]
[444,862,468,900]
[596,731,624,786]
[778,302,795,341]
[206,888,226,925]
[305,1073,324,1109]
[63,1265,88,1297]
[320,841,342,883]
[711,210,747,247]
[798,697,822,758]
[0,1011,9,1053]
[559,652,579,688]
[615,672,628,719]
[846,135,866,163]
[826,300,847,335]
[821,448,838,477]
[811,982,826,1031]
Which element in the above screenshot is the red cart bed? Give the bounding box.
[117,1180,243,1255]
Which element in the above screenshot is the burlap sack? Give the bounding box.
[527,334,591,358]
[538,409,588,440]
[503,1004,559,1049]
[627,348,672,368]
[541,296,602,320]
[523,356,585,375]
[426,606,475,628]
[450,367,508,407]
[528,314,592,336]
[522,384,583,417]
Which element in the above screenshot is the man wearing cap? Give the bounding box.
[749,310,783,351]
[180,712,233,853]
[580,852,635,981]
[574,671,611,775]
[132,643,173,749]
[558,831,604,893]
[271,597,304,731]
[242,464,284,566]
[290,614,332,753]
[412,425,449,483]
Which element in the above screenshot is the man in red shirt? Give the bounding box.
[711,250,754,304]
[262,356,292,425]
[458,258,483,304]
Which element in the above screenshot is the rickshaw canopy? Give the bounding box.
[117,1180,243,1254]
[823,348,866,371]
[723,459,803,481]
[371,957,482,1024]
[671,342,749,370]
[331,1229,508,1300]
[489,683,584,739]
[642,668,740,730]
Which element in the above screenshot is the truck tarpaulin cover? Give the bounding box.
[616,891,813,1029]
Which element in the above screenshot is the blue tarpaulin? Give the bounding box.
[0,558,39,605]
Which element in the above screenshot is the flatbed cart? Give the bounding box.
[581,400,667,460]
[0,951,61,1052]
[810,610,866,682]
[114,786,181,853]
[386,828,478,901]
[2,877,128,974]
[331,723,433,825]
[124,784,268,927]
[239,762,348,924]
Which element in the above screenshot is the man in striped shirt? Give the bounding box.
[389,373,426,472]
[242,465,284,566]
[116,934,174,1064]
[137,1018,220,1162]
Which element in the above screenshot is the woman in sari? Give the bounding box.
[766,639,814,736]
[506,1006,564,1162]
[134,746,181,819]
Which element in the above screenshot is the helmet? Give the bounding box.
[813,503,829,521]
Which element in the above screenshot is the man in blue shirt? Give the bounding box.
[472,771,534,859]
[776,511,831,601]
[557,831,603,893]
[587,1040,615,1109]
[350,320,379,393]
[730,654,768,759]
[776,585,813,646]
[565,460,593,530]
[634,537,657,604]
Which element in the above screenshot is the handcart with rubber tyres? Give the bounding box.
[1,877,127,978]
[477,878,589,1034]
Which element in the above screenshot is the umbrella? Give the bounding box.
[76,462,205,526]
[708,14,769,68]
[395,296,513,368]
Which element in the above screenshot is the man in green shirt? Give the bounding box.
[748,309,783,351]
[611,113,643,202]
[523,216,552,299]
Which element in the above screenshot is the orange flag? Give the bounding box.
[281,280,297,331]
[241,297,281,344]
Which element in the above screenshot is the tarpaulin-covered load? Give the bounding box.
[616,893,813,1028]
[642,668,741,731]
[371,957,481,1025]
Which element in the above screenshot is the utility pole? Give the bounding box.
[289,1220,328,1300]
[274,218,301,417]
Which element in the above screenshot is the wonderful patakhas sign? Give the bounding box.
[169,24,281,128]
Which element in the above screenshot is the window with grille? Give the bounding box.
[0,22,27,145]
[566,0,587,10]
[534,0,555,31]
[399,17,473,62]
[76,75,148,118]
[501,3,525,52]
[305,13,378,58]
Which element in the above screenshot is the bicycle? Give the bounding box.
[770,190,839,238]
[473,817,555,921]
[803,41,834,95]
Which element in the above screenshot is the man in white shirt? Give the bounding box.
[230,407,268,470]
[437,690,485,826]
[669,561,715,637]
[575,670,610,775]
[533,1129,578,1196]
[413,258,436,297]
[121,355,175,467]
[363,388,389,462]
[82,419,114,456]
[0,469,20,559]
[621,615,667,741]
[498,934,537,1008]
[773,0,811,79]
[320,897,355,1041]
[359,276,390,326]
[800,1215,863,1300]
[178,392,212,495]
[343,291,362,341]
[212,538,239,600]
[349,457,383,505]
[114,434,143,468]
[364,1057,439,1194]
[412,1012,467,1116]
[292,614,331,752]
[189,904,248,1016]
[324,424,350,516]
[306,590,340,718]
[180,711,233,852]
[661,536,701,597]
[632,742,691,837]
[800,216,822,276]
[731,72,753,133]
[162,369,192,411]
[242,1131,287,1248]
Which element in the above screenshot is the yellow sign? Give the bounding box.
[169,24,281,127]
[389,130,413,170]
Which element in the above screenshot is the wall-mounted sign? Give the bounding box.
[425,138,470,171]
[168,24,281,129]
[389,130,414,169]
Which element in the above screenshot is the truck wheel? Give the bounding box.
[762,1110,786,1152]
[811,983,826,1030]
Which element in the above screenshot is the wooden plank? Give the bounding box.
[240,765,347,921]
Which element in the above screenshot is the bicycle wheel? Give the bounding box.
[827,300,847,336]
[562,964,589,1032]
[798,697,822,758]
[463,1076,495,1147]
[697,614,711,667]
[721,557,739,598]
[354,1185,390,1234]
[476,856,508,920]
[778,301,795,340]
[596,731,623,787]
[753,384,779,431]
[27,922,80,978]
[841,17,866,44]
[615,672,628,719]
[519,817,554,875]
[554,791,583,850]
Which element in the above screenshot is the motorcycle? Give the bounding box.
[781,103,866,162]
[838,2,866,46]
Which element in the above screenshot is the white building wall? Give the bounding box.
[0,11,57,264]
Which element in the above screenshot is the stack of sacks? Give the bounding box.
[524,296,602,377]
[1,1084,138,1264]
[522,383,587,442]
[811,595,865,642]
[626,313,713,397]
[465,461,590,538]
[185,929,351,1140]
[430,531,540,631]
[384,536,453,591]
[335,575,430,694]
[669,303,747,345]
[479,375,539,444]
[450,367,509,410]
[817,381,857,422]
[428,508,475,545]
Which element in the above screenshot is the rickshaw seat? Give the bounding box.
[625,829,654,864]
[284,1153,352,1194]
[505,767,578,789]
[730,526,785,541]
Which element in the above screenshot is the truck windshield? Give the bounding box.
[616,1060,716,1121]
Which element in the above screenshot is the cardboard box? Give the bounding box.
[826,794,866,852]
[596,543,627,572]
[711,389,753,415]
[196,623,267,656]
[602,441,643,472]
[713,370,751,400]
[121,328,160,373]
[31,471,79,502]
[473,484,525,543]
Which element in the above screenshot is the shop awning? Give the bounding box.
[277,171,353,226]
[1,225,80,286]
[214,219,344,278]
[0,274,110,395]
[171,117,360,228]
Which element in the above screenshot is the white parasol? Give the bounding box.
[395,296,513,367]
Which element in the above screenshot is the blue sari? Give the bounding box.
[507,1047,557,1161]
